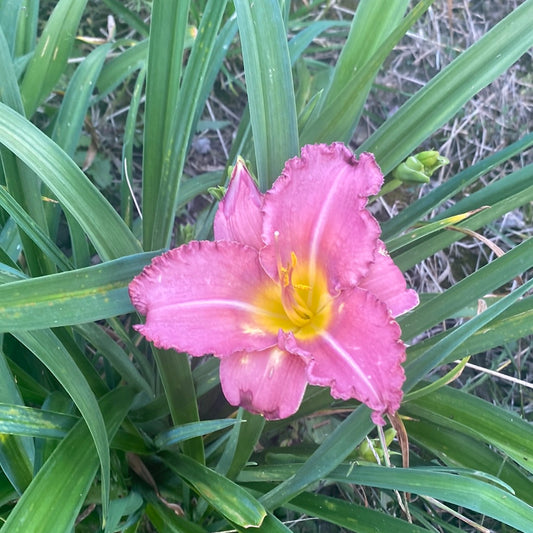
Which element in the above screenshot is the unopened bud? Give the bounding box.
[392,150,449,183]
[208,185,227,201]
[416,150,449,175]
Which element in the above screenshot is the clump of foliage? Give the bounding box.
[0,1,532,531]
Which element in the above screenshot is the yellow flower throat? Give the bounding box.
[254,246,332,340]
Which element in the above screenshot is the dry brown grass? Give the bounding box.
[360,0,532,168]
[359,0,533,279]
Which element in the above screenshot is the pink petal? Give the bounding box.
[260,143,383,290]
[220,347,308,420]
[359,240,419,317]
[214,158,264,249]
[129,241,277,356]
[284,287,406,425]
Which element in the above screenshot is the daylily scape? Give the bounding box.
[129,143,418,424]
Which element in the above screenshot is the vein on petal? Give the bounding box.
[318,330,382,405]
[308,167,349,287]
[154,298,286,320]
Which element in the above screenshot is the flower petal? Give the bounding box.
[359,241,419,317]
[286,287,406,425]
[214,158,264,248]
[220,347,308,420]
[260,143,383,290]
[129,241,276,356]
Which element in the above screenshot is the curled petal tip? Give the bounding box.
[214,159,263,248]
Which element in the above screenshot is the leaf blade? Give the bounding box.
[1,387,134,533]
[20,0,88,116]
[163,452,267,528]
[359,0,533,174]
[234,0,299,189]
[0,252,158,331]
[0,102,142,261]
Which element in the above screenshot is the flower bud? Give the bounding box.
[208,185,227,201]
[392,150,449,183]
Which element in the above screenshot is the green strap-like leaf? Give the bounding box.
[234,0,299,190]
[75,322,152,396]
[144,0,228,249]
[300,0,434,145]
[20,0,88,116]
[260,405,373,510]
[163,452,267,528]
[288,492,429,533]
[1,387,134,533]
[300,0,413,144]
[0,185,72,271]
[0,402,77,439]
[53,43,112,156]
[399,239,533,341]
[153,348,204,464]
[0,0,23,55]
[0,25,55,276]
[33,392,75,473]
[245,463,533,531]
[0,25,24,112]
[96,40,147,99]
[0,102,142,261]
[407,296,533,366]
[0,252,158,332]
[141,0,190,249]
[0,430,33,495]
[220,410,265,480]
[12,329,111,522]
[47,43,111,267]
[0,347,34,494]
[393,177,533,273]
[105,491,144,533]
[381,132,533,240]
[4,357,49,406]
[405,418,533,506]
[403,276,533,385]
[360,0,533,174]
[155,419,240,450]
[13,0,38,57]
[404,386,533,475]
[328,465,533,531]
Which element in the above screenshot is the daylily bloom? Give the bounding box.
[129,143,418,424]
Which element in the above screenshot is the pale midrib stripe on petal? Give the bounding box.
[158,298,286,320]
[318,330,382,405]
[308,168,349,285]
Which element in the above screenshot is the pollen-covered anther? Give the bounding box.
[275,248,312,325]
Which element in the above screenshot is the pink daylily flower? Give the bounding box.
[129,143,418,424]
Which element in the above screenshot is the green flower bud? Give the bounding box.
[178,223,195,244]
[416,150,450,175]
[392,150,449,183]
[356,428,397,463]
[208,185,227,201]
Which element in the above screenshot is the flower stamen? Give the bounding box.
[279,255,313,326]
[274,233,316,327]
